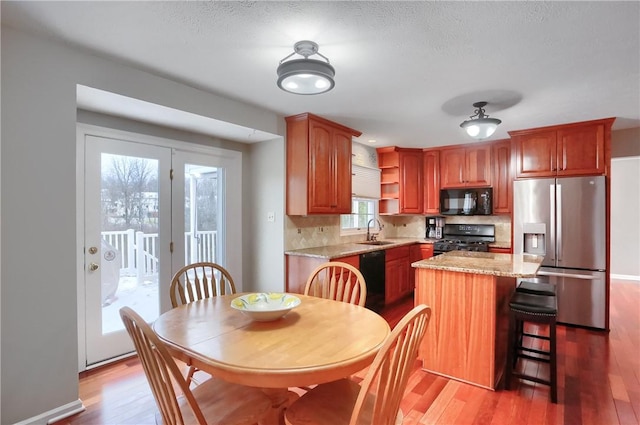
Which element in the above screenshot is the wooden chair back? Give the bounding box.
[351,304,431,424]
[170,262,236,308]
[119,306,208,425]
[304,261,367,307]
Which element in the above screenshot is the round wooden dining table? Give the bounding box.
[153,293,390,425]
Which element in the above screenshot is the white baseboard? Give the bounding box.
[611,274,640,282]
[13,399,85,425]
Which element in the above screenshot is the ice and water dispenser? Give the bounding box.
[522,223,546,256]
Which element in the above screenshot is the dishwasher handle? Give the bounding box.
[360,250,385,259]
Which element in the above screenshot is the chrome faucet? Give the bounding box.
[366,218,383,241]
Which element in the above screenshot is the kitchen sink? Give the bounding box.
[358,240,394,246]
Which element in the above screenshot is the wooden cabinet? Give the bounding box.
[440,144,492,188]
[385,246,411,304]
[420,244,434,259]
[377,147,423,215]
[285,254,360,294]
[489,247,512,254]
[286,113,361,215]
[423,149,440,214]
[509,118,615,179]
[491,139,512,214]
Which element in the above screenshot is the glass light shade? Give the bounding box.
[460,117,501,140]
[277,59,335,95]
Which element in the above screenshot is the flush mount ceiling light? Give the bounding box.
[277,40,335,95]
[459,101,502,140]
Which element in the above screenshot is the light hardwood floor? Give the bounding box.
[58,279,639,425]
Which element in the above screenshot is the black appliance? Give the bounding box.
[426,216,445,239]
[433,224,495,256]
[359,250,385,312]
[440,187,492,215]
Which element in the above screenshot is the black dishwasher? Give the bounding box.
[359,250,385,312]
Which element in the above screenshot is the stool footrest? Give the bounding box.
[522,332,551,341]
[517,352,551,363]
[511,372,552,386]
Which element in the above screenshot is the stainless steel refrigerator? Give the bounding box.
[513,176,607,329]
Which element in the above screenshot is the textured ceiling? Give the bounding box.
[2,1,639,148]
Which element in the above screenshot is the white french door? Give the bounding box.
[81,130,242,367]
[84,135,172,365]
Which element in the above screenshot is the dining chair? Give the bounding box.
[119,306,271,425]
[170,262,236,384]
[304,261,367,307]
[284,304,432,425]
[170,262,236,308]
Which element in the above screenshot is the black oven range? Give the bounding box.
[433,224,496,256]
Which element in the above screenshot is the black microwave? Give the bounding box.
[440,187,492,215]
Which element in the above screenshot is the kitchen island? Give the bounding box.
[412,251,543,390]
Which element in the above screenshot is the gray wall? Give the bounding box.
[610,157,640,278]
[612,127,640,158]
[610,128,640,279]
[1,26,284,424]
[246,138,286,292]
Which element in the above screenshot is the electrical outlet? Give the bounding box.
[267,212,275,222]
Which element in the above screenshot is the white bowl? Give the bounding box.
[230,293,301,322]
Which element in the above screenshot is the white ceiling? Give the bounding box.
[2,1,639,148]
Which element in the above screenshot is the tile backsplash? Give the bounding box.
[285,214,511,251]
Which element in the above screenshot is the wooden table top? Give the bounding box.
[153,293,391,388]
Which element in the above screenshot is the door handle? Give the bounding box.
[537,270,597,280]
[88,262,100,272]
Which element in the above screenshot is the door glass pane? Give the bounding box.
[184,164,220,265]
[100,153,160,334]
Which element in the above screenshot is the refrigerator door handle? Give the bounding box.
[549,184,556,261]
[538,270,597,280]
[557,184,562,262]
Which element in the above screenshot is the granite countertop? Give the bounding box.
[412,251,543,278]
[284,237,427,259]
[285,237,511,259]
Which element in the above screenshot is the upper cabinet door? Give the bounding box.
[440,146,491,188]
[491,140,512,214]
[465,145,492,187]
[557,123,605,176]
[399,150,423,214]
[308,120,337,213]
[512,130,558,178]
[423,149,440,214]
[440,148,466,188]
[332,128,355,212]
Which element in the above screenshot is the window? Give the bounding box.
[341,198,378,234]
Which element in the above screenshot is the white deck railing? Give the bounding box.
[101,229,217,284]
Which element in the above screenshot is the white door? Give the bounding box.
[82,133,243,367]
[171,150,227,273]
[84,135,172,365]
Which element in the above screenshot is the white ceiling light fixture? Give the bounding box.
[459,101,502,140]
[277,40,335,95]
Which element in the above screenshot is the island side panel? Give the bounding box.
[415,268,502,389]
[493,275,515,388]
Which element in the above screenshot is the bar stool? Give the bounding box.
[505,291,558,403]
[516,280,556,296]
